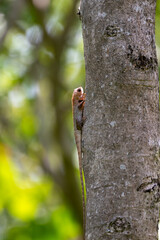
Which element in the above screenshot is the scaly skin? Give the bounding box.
[72,87,86,240]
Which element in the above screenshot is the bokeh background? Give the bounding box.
[0,1,160,240]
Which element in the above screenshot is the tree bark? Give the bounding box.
[81,0,159,239]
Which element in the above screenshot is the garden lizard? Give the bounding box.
[72,86,86,239]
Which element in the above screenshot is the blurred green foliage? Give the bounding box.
[0,1,160,239]
[0,0,85,239]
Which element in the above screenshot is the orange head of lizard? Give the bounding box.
[72,87,85,105]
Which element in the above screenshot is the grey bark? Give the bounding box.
[81,0,160,239]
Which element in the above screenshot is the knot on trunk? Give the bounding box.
[108,217,131,233]
[104,25,121,38]
[127,45,158,70]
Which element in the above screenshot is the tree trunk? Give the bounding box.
[81,0,159,239]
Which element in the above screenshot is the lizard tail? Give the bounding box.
[79,154,86,240]
[75,131,86,240]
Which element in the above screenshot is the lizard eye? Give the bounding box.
[77,88,81,92]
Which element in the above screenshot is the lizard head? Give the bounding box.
[72,87,84,104]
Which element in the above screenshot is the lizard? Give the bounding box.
[72,86,86,239]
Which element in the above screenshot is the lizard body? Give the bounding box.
[72,87,86,239]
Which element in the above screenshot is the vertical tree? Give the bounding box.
[81,0,159,239]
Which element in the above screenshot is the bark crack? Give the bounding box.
[137,177,160,192]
